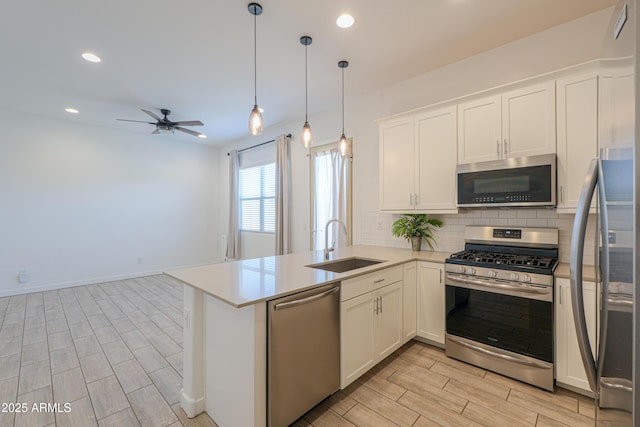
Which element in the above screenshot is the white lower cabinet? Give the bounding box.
[341,275,403,388]
[402,262,417,343]
[416,261,445,346]
[555,277,598,393]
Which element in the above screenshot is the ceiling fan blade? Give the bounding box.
[172,120,204,126]
[141,109,163,121]
[175,126,203,138]
[116,119,155,123]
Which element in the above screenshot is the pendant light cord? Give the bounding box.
[253,13,257,105]
[341,67,345,134]
[305,44,308,122]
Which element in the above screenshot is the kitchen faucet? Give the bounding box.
[324,218,348,260]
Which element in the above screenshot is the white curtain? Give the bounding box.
[312,147,351,250]
[275,134,292,255]
[226,150,240,260]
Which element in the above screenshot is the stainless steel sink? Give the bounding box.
[306,257,384,273]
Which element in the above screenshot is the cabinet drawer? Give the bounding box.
[341,266,403,302]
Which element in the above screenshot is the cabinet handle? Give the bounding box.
[496,140,500,155]
[439,269,442,283]
[414,193,418,206]
[559,286,562,305]
[560,186,564,203]
[374,297,379,314]
[503,139,508,156]
[409,193,413,206]
[373,278,385,284]
[380,296,383,314]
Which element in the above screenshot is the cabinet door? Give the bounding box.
[379,116,415,210]
[402,262,417,343]
[502,82,556,158]
[416,262,445,345]
[556,74,598,212]
[414,106,458,212]
[555,278,598,393]
[457,95,502,164]
[340,292,376,388]
[375,282,403,360]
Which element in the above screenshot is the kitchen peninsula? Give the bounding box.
[166,245,448,427]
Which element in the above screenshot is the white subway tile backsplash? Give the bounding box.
[357,209,596,265]
[498,210,518,218]
[516,210,538,219]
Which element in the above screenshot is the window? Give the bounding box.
[309,141,352,250]
[239,162,275,232]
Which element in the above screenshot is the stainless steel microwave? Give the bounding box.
[456,154,556,208]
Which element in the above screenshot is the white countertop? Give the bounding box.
[166,245,449,308]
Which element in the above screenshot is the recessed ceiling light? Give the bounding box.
[65,108,79,114]
[81,52,101,63]
[198,134,207,139]
[336,14,354,28]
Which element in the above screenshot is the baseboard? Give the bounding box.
[180,388,206,418]
[0,261,217,298]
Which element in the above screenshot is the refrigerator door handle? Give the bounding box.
[596,160,610,377]
[569,158,598,392]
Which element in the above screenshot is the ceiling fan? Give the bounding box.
[117,108,206,138]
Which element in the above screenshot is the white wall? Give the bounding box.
[215,8,613,263]
[1,109,219,296]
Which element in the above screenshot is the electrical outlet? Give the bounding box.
[18,269,29,284]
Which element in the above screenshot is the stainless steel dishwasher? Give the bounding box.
[267,282,340,427]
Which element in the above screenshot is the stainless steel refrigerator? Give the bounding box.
[570,1,638,425]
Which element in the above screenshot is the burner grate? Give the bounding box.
[449,250,557,271]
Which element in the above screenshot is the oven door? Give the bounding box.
[445,274,553,363]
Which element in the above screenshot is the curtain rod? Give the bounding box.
[227,133,292,156]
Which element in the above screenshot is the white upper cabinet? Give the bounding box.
[379,116,415,210]
[556,73,598,213]
[457,82,556,164]
[378,106,457,213]
[414,107,458,211]
[457,95,502,164]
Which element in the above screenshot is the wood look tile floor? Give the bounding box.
[1,275,595,427]
[0,275,215,427]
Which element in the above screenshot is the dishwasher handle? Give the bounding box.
[273,286,340,311]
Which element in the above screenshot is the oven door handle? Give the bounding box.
[446,273,550,296]
[447,335,552,370]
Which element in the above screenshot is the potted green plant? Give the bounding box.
[391,214,443,251]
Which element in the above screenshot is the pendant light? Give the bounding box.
[338,60,349,156]
[248,3,263,136]
[300,36,313,147]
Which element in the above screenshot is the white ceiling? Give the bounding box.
[1,0,614,146]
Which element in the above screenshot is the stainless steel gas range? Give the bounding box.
[444,226,558,391]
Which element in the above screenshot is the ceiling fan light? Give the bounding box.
[198,133,207,139]
[65,108,79,114]
[249,104,263,136]
[302,121,313,148]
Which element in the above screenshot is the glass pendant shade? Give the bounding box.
[302,121,313,148]
[248,104,263,135]
[339,133,348,156]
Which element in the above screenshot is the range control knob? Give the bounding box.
[487,270,497,278]
[510,273,520,281]
[458,266,466,274]
[468,267,476,275]
[521,274,532,282]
